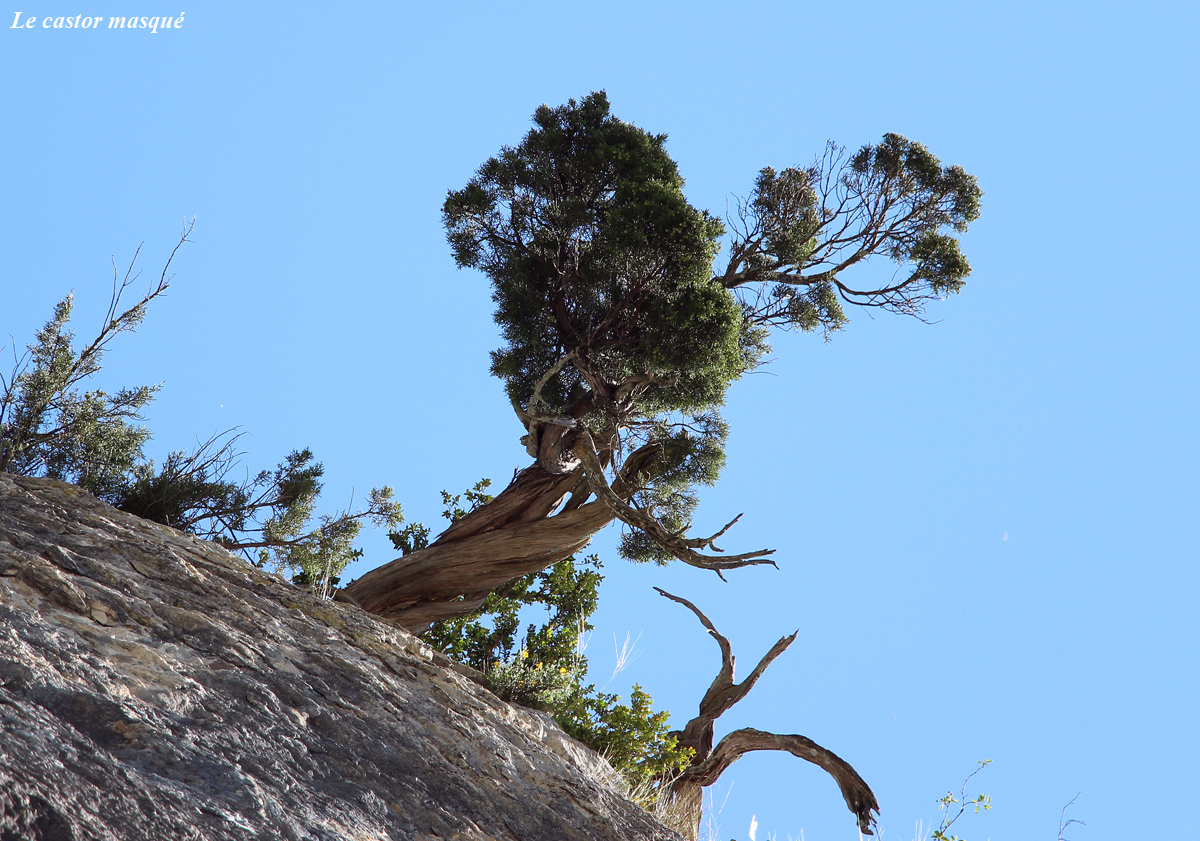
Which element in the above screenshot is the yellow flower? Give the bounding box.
[535,662,543,669]
[520,650,529,659]
[559,667,568,676]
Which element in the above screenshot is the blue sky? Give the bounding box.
[3,1,1197,838]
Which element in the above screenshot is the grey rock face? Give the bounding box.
[0,473,682,841]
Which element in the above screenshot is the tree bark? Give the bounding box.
[341,420,681,631]
[343,425,777,632]
[342,461,612,630]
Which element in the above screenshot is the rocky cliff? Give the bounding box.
[0,473,683,841]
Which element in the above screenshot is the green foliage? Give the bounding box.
[438,478,495,527]
[463,565,693,797]
[555,684,693,799]
[931,760,993,841]
[387,520,431,557]
[444,92,755,421]
[731,137,981,335]
[848,134,980,296]
[409,480,692,795]
[0,291,158,501]
[1,233,196,497]
[119,436,401,597]
[620,411,729,564]
[444,93,980,568]
[445,93,767,567]
[257,458,402,598]
[118,436,255,530]
[423,553,601,678]
[405,479,600,676]
[1,236,401,599]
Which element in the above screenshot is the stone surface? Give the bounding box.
[0,473,683,841]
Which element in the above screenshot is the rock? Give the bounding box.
[0,473,683,841]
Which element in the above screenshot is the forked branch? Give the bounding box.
[658,588,879,838]
[656,588,797,750]
[77,217,195,378]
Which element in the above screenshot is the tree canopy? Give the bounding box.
[435,91,980,571]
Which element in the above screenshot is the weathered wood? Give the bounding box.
[340,459,609,629]
[345,497,615,629]
[345,432,774,632]
[576,435,777,575]
[656,588,879,839]
[685,728,880,836]
[434,463,583,545]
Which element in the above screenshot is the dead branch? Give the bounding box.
[658,588,879,838]
[574,433,776,575]
[687,728,879,836]
[74,218,194,381]
[656,588,796,752]
[1058,793,1084,841]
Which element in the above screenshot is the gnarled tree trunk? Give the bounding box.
[342,425,773,632]
[342,460,612,630]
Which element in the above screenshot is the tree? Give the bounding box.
[0,228,192,493]
[334,92,979,837]
[0,225,401,596]
[3,94,982,837]
[120,435,401,598]
[342,91,980,631]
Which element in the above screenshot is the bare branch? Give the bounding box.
[658,588,878,838]
[1058,793,1085,841]
[688,728,879,836]
[657,587,796,748]
[655,588,732,662]
[73,218,195,381]
[573,432,776,574]
[526,354,570,413]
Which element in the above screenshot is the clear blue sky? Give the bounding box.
[3,1,1197,838]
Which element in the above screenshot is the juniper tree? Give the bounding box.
[338,95,978,836]
[343,92,981,629]
[2,94,981,837]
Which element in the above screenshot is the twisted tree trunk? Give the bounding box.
[655,589,879,840]
[342,460,609,630]
[341,422,773,632]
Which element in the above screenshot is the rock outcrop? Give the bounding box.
[0,473,683,841]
